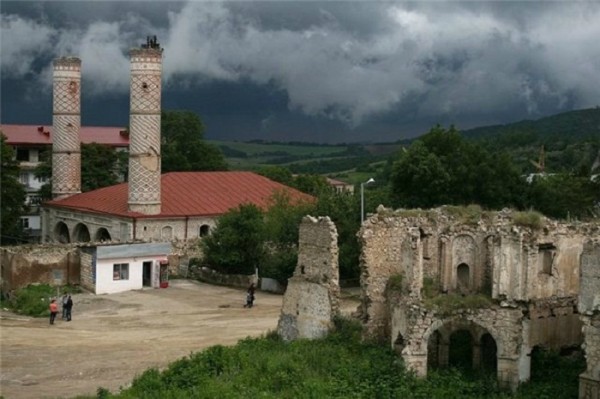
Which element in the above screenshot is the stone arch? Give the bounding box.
[95,228,111,242]
[161,226,173,240]
[480,333,498,372]
[73,223,91,242]
[54,222,70,243]
[427,330,443,369]
[452,234,477,293]
[457,263,470,293]
[199,224,210,237]
[421,317,503,375]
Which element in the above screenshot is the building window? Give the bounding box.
[21,218,30,229]
[16,148,29,162]
[19,172,28,185]
[113,263,129,280]
[199,224,210,237]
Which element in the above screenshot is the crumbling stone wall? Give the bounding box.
[1,245,80,294]
[278,216,340,341]
[579,239,600,399]
[358,206,596,390]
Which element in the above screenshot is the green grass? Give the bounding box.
[83,317,583,399]
[512,210,544,230]
[4,284,81,317]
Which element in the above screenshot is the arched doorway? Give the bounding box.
[457,263,470,293]
[73,223,91,242]
[427,330,443,370]
[95,228,111,242]
[449,329,473,371]
[480,333,497,372]
[394,333,406,355]
[54,222,70,243]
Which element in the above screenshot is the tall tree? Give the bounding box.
[0,133,27,244]
[161,110,227,172]
[390,125,526,210]
[201,204,266,275]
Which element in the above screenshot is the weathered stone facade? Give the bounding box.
[278,216,340,341]
[358,206,598,390]
[1,245,81,294]
[41,206,215,245]
[579,239,600,399]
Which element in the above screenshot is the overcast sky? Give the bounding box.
[2,1,599,143]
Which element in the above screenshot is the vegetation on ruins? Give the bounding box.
[511,211,545,230]
[89,316,584,399]
[0,133,27,245]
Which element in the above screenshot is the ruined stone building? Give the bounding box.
[356,206,598,392]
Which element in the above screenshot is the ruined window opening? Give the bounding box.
[95,228,111,242]
[394,333,406,355]
[199,224,210,237]
[539,243,556,275]
[55,222,70,244]
[420,228,430,260]
[457,263,470,293]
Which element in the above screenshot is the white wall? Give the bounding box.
[95,256,150,294]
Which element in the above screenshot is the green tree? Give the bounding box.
[255,166,293,185]
[292,174,331,196]
[201,204,266,275]
[0,133,27,244]
[261,191,316,283]
[161,110,227,172]
[81,143,122,192]
[527,174,599,219]
[390,125,526,210]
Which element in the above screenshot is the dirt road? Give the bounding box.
[0,280,359,399]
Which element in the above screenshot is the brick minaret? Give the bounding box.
[52,57,81,199]
[128,36,163,214]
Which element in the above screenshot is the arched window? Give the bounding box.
[161,226,173,240]
[457,263,470,293]
[199,224,210,237]
[73,223,90,243]
[54,222,70,243]
[95,228,111,242]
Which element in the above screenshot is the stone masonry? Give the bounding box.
[358,206,598,390]
[52,57,81,200]
[128,37,163,215]
[277,216,340,341]
[579,239,600,399]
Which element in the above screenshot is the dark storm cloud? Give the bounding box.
[2,1,599,142]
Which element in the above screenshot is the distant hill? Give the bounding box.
[462,107,600,140]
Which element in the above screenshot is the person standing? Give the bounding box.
[49,299,58,325]
[244,283,256,308]
[65,295,73,321]
[61,293,69,320]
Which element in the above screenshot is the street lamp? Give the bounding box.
[361,178,375,223]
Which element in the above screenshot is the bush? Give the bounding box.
[11,284,57,317]
[512,210,544,230]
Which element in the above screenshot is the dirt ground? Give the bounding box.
[0,279,360,399]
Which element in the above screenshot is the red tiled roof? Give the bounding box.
[44,171,314,218]
[0,124,129,147]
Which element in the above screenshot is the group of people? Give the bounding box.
[49,293,73,325]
